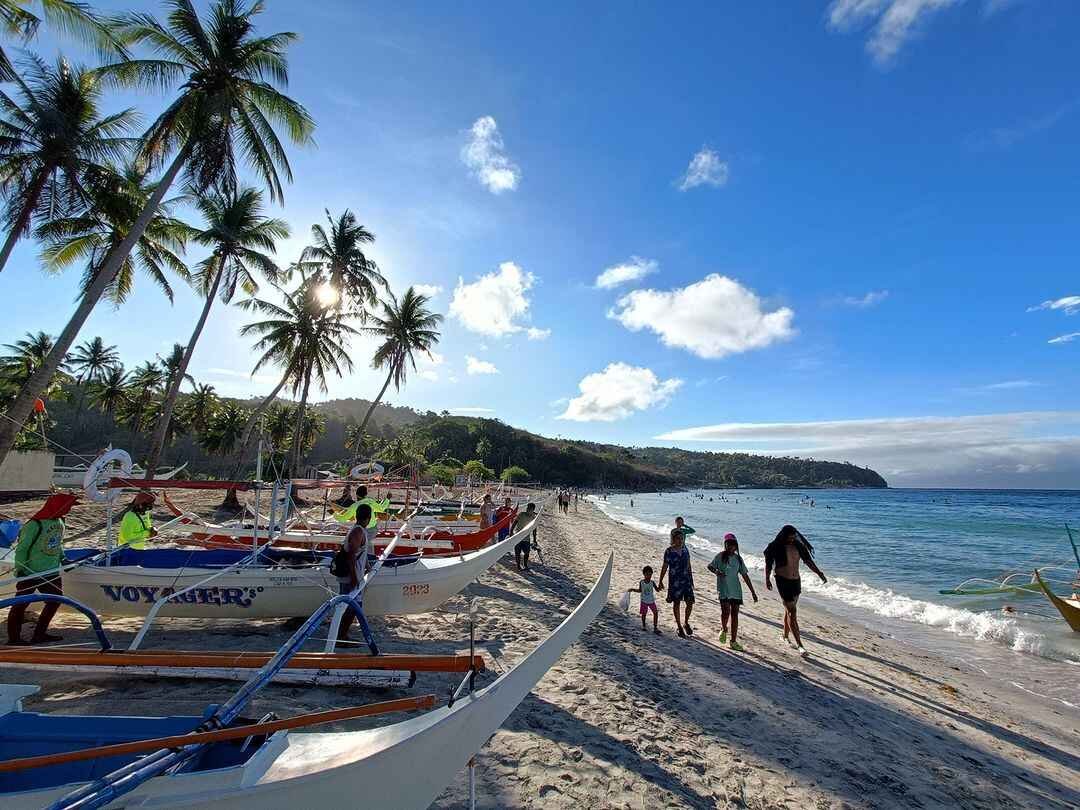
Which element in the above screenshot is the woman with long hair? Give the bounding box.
[764,524,827,655]
[658,526,696,638]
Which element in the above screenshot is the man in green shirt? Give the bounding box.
[118,492,157,550]
[334,485,390,529]
[7,493,77,645]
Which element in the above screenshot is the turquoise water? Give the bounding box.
[591,488,1080,708]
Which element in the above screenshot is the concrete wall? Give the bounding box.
[0,450,55,492]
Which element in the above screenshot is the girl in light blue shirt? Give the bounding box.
[707,533,758,651]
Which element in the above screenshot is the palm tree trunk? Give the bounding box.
[356,366,395,438]
[228,370,291,480]
[0,141,193,469]
[0,167,49,274]
[143,265,223,478]
[290,369,312,476]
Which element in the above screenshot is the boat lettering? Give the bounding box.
[401,583,430,597]
[97,584,257,608]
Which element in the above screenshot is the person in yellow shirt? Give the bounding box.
[333,485,390,529]
[118,492,157,550]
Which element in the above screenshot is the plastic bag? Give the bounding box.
[618,590,631,612]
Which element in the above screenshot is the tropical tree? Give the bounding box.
[36,164,192,306]
[0,1,125,82]
[198,399,248,460]
[463,459,494,482]
[0,330,64,386]
[297,209,385,308]
[88,363,127,414]
[0,0,313,469]
[379,432,429,473]
[0,54,136,273]
[158,342,193,394]
[144,185,287,478]
[356,287,442,438]
[238,277,357,474]
[68,336,117,383]
[344,424,374,458]
[176,382,217,435]
[500,465,529,483]
[261,401,292,448]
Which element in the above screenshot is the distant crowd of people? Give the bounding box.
[627,519,827,655]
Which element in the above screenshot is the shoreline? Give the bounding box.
[2,493,1078,807]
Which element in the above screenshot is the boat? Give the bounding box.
[938,572,1047,597]
[59,520,526,619]
[52,455,187,490]
[0,552,612,808]
[1033,569,1080,632]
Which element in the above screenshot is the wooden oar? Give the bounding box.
[0,694,435,773]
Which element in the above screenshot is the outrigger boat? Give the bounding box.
[0,554,612,809]
[1033,569,1080,632]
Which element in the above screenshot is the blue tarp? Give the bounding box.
[0,519,19,548]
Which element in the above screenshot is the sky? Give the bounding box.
[3,0,1080,488]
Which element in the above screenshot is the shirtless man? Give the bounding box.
[337,503,372,642]
[764,524,826,656]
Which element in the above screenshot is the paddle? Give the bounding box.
[0,694,435,773]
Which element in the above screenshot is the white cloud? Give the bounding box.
[843,290,890,307]
[526,327,551,341]
[414,351,444,382]
[609,274,795,359]
[678,148,729,191]
[1028,296,1080,316]
[461,116,520,194]
[827,0,973,66]
[449,261,535,337]
[465,355,499,375]
[1049,332,1080,345]
[970,104,1071,151]
[559,363,682,422]
[595,257,658,289]
[418,370,439,381]
[981,380,1039,390]
[412,284,443,298]
[655,411,1080,487]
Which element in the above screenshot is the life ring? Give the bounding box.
[82,449,133,503]
[350,461,384,479]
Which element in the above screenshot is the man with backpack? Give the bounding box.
[6,493,78,645]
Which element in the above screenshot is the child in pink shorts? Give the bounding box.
[627,565,663,634]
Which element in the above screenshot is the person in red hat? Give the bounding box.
[6,493,78,645]
[118,491,157,550]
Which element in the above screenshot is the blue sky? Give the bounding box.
[4,0,1080,487]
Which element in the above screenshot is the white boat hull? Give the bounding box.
[4,552,612,809]
[61,526,522,619]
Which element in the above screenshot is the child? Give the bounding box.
[627,565,663,634]
[707,533,758,651]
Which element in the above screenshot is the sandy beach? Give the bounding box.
[2,493,1079,809]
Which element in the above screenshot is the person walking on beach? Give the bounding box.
[658,527,695,638]
[764,524,827,656]
[6,494,77,645]
[627,565,663,634]
[512,503,539,571]
[479,493,495,529]
[495,496,514,540]
[336,503,372,643]
[707,533,758,651]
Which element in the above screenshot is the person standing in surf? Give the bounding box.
[658,527,695,638]
[764,524,827,656]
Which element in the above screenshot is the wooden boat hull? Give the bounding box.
[1034,570,1080,632]
[2,552,612,809]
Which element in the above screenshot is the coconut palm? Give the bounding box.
[356,287,442,438]
[0,54,137,274]
[0,1,126,82]
[143,185,287,477]
[88,363,127,414]
[68,336,117,383]
[297,209,386,308]
[198,399,248,459]
[0,0,313,469]
[158,342,193,394]
[240,277,357,474]
[0,331,62,384]
[176,382,217,435]
[261,401,292,448]
[36,164,192,305]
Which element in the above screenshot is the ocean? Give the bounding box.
[590,488,1080,710]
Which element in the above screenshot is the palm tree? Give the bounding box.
[36,164,193,306]
[356,287,442,438]
[261,401,292,447]
[143,185,287,478]
[0,330,63,385]
[0,0,313,469]
[158,342,193,394]
[88,363,127,414]
[198,400,248,466]
[297,209,386,308]
[176,382,217,435]
[68,336,117,383]
[0,1,126,82]
[0,54,136,273]
[239,277,357,473]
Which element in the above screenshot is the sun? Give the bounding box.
[316,282,339,307]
